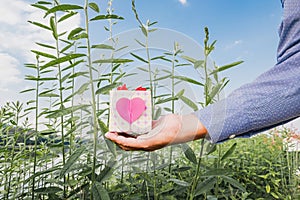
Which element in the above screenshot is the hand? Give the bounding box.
[105,114,207,151]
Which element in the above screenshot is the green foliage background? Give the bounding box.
[0,0,299,200]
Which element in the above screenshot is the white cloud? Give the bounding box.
[225,40,243,50]
[178,0,188,6]
[0,53,22,87]
[0,1,81,62]
[0,0,32,25]
[0,0,81,105]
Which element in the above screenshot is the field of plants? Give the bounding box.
[0,0,300,199]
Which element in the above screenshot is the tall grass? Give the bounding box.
[0,0,298,200]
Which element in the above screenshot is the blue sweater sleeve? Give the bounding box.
[194,0,300,143]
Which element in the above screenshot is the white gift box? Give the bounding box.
[109,90,152,135]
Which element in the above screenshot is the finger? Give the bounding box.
[106,132,147,150]
[152,120,159,127]
[105,132,119,141]
[118,144,135,151]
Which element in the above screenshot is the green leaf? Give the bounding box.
[154,107,162,120]
[112,64,121,72]
[207,82,223,104]
[152,56,172,62]
[95,83,121,95]
[69,33,88,41]
[31,4,49,11]
[50,16,58,39]
[115,45,128,52]
[155,97,178,105]
[93,58,133,64]
[36,1,52,5]
[34,186,62,194]
[63,59,85,72]
[98,119,108,134]
[195,177,217,197]
[130,53,148,63]
[135,39,145,47]
[153,75,171,82]
[24,106,37,112]
[270,192,279,199]
[194,60,204,68]
[45,105,89,118]
[31,50,56,59]
[181,56,204,68]
[92,182,110,200]
[179,95,198,111]
[61,72,71,83]
[205,143,217,155]
[141,25,148,37]
[39,93,59,97]
[58,11,78,23]
[97,160,116,182]
[98,119,117,157]
[39,129,56,135]
[181,55,197,63]
[221,175,246,192]
[60,148,85,178]
[168,178,190,187]
[221,143,237,161]
[181,143,197,164]
[90,14,124,21]
[25,75,57,81]
[137,67,149,73]
[202,168,229,177]
[173,76,204,86]
[69,71,88,79]
[25,63,37,69]
[25,166,60,184]
[210,61,243,75]
[91,44,114,50]
[41,53,86,70]
[68,27,85,40]
[89,2,100,13]
[76,83,90,95]
[266,184,271,193]
[36,42,56,49]
[175,89,185,98]
[45,4,83,17]
[28,20,51,31]
[149,28,157,32]
[20,88,36,94]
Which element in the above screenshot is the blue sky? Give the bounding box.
[109,0,283,92]
[0,0,283,100]
[2,0,299,128]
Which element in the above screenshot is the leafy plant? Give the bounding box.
[0,1,298,200]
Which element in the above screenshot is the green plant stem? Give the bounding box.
[215,145,221,198]
[168,47,176,174]
[145,31,154,115]
[188,29,210,199]
[108,0,115,85]
[53,11,67,196]
[84,0,99,196]
[6,103,21,200]
[203,47,209,105]
[153,154,158,200]
[188,139,205,200]
[32,57,40,200]
[107,0,115,127]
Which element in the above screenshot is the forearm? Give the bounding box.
[173,114,207,144]
[195,0,300,143]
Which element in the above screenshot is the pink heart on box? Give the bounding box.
[116,97,146,124]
